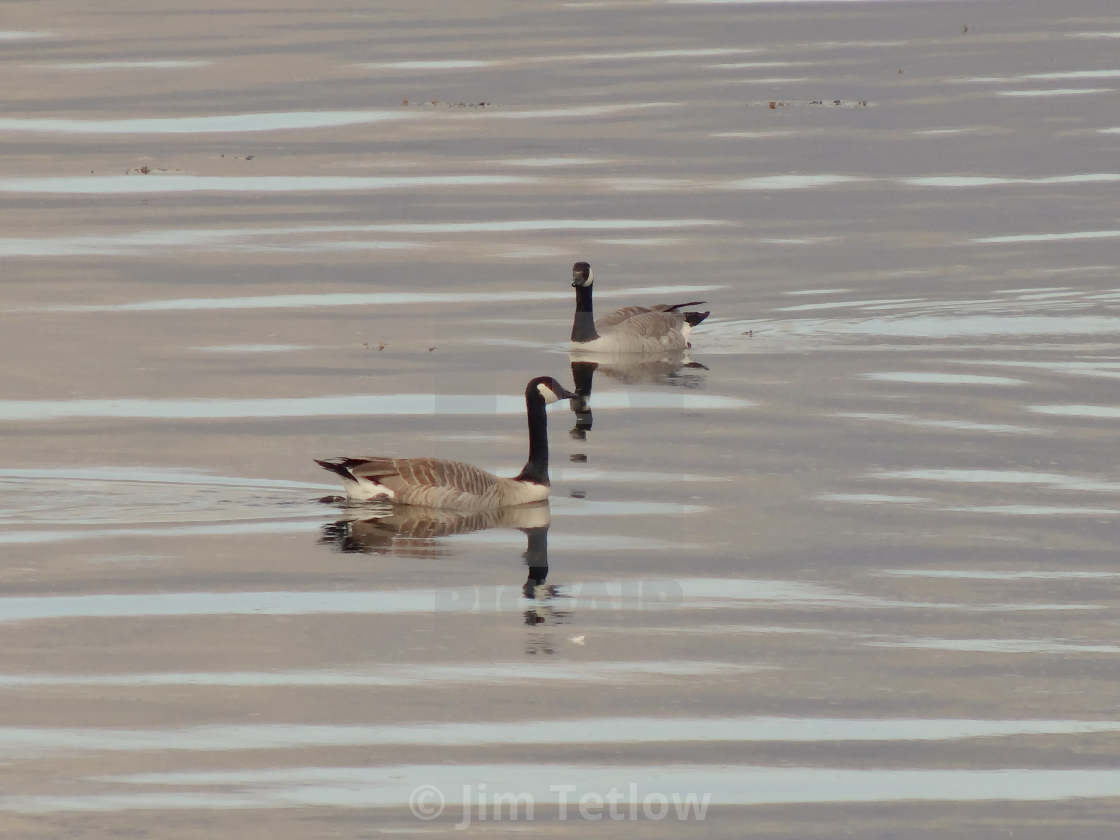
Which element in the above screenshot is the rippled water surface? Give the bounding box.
[2,0,1120,837]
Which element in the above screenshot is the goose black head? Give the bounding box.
[526,376,577,404]
[571,261,593,288]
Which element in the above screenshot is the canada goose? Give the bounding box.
[569,261,710,352]
[315,376,575,511]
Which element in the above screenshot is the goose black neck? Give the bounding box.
[571,284,599,342]
[522,525,549,596]
[570,360,596,433]
[515,393,550,485]
[523,525,549,577]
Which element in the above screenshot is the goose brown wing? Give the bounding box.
[595,300,707,330]
[606,309,688,338]
[595,305,655,329]
[364,457,500,497]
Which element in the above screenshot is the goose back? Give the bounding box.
[320,456,549,510]
[595,301,702,329]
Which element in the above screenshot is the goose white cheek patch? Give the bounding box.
[537,383,561,403]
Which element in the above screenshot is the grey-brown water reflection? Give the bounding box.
[318,502,561,641]
[568,351,709,438]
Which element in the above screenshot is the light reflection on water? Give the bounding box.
[1031,404,1120,418]
[724,174,865,189]
[817,493,928,504]
[40,59,210,69]
[0,103,675,135]
[833,412,1044,435]
[0,660,763,688]
[874,468,1120,494]
[881,569,1120,580]
[0,716,1118,755]
[868,638,1120,654]
[965,69,1120,82]
[758,315,1120,339]
[973,230,1120,243]
[0,390,751,421]
[192,344,311,353]
[361,48,750,72]
[0,578,1095,622]
[904,174,1120,187]
[0,111,412,134]
[0,174,535,194]
[944,505,1120,516]
[996,87,1114,96]
[862,372,1027,386]
[11,765,1120,812]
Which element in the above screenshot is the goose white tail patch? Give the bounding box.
[348,477,395,501]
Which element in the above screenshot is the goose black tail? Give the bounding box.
[315,458,355,481]
[684,310,710,327]
[665,300,706,312]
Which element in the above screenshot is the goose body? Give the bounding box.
[569,261,710,352]
[315,376,574,511]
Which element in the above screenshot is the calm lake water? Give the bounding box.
[2,0,1120,836]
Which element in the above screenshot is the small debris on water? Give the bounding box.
[402,99,494,110]
[751,98,870,109]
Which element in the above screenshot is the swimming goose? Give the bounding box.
[315,376,575,511]
[569,261,710,352]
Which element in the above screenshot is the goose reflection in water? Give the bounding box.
[568,350,709,440]
[317,501,567,640]
[318,500,550,558]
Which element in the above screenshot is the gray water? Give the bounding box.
[2,0,1120,837]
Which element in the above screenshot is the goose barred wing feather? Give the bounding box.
[351,457,502,507]
[596,300,707,331]
[595,304,657,329]
[607,309,689,338]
